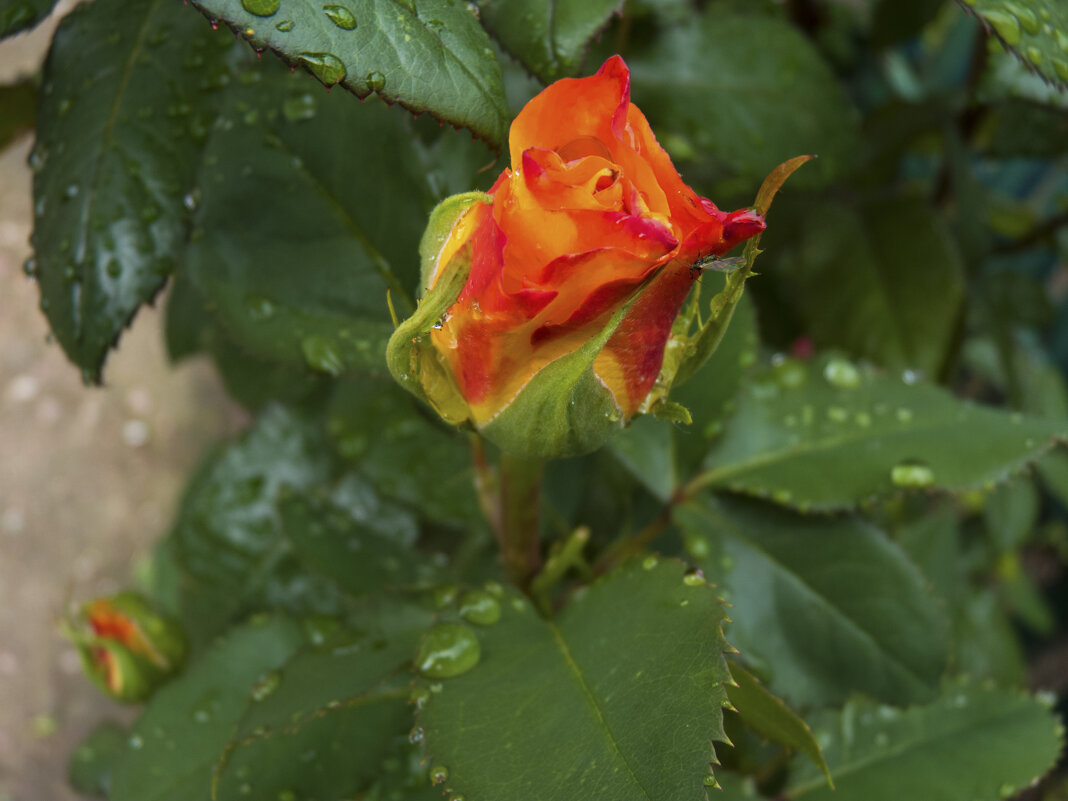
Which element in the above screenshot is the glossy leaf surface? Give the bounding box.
[418,560,732,800]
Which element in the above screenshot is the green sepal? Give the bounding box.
[387,195,491,424]
[647,156,813,408]
[419,192,492,296]
[479,305,628,460]
[75,639,162,703]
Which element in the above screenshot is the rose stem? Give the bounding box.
[497,452,545,591]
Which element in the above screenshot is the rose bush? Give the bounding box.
[388,56,765,459]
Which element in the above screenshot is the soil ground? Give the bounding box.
[0,15,244,800]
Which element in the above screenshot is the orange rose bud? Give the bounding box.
[388,56,765,459]
[67,592,188,703]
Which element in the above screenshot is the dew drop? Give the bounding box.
[241,0,279,16]
[430,765,449,785]
[275,19,294,31]
[433,583,459,608]
[322,4,357,29]
[984,10,1022,45]
[895,407,913,424]
[482,580,504,597]
[890,460,935,489]
[458,590,501,626]
[684,534,710,560]
[823,357,860,389]
[251,670,281,701]
[448,795,465,801]
[703,773,719,788]
[409,687,430,709]
[366,70,386,91]
[642,555,658,571]
[1009,4,1039,34]
[682,570,705,587]
[246,294,276,320]
[1054,58,1068,83]
[415,623,481,678]
[282,93,317,122]
[408,726,424,744]
[128,735,144,750]
[298,52,347,86]
[301,334,344,375]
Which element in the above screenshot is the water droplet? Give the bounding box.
[408,726,424,744]
[1055,59,1068,83]
[1009,4,1040,34]
[985,10,1022,45]
[482,580,504,597]
[283,93,317,122]
[430,765,449,785]
[366,70,386,91]
[703,773,719,788]
[323,4,357,29]
[684,534,710,560]
[22,257,36,277]
[251,670,281,701]
[298,52,347,86]
[409,687,430,709]
[823,357,860,389]
[128,734,144,750]
[433,584,459,608]
[890,460,935,489]
[183,188,201,211]
[241,0,279,17]
[301,335,344,375]
[415,623,481,678]
[773,358,808,389]
[999,783,1016,799]
[854,411,871,427]
[459,590,501,626]
[682,570,705,587]
[827,406,849,423]
[246,294,275,320]
[642,555,658,571]
[895,407,912,423]
[275,18,294,31]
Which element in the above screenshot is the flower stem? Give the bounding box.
[497,452,544,591]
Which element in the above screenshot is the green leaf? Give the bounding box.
[417,559,732,799]
[628,14,859,186]
[187,64,440,379]
[669,284,759,475]
[983,476,1040,552]
[691,355,1067,511]
[0,0,56,38]
[326,380,483,528]
[0,80,35,151]
[608,415,676,502]
[110,616,307,801]
[68,721,128,798]
[957,0,1068,91]
[774,199,965,376]
[785,682,1063,801]
[675,496,949,707]
[32,0,233,381]
[213,608,431,801]
[170,405,422,643]
[726,662,832,785]
[188,0,510,145]
[477,0,622,83]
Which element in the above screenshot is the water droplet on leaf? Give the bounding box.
[459,590,501,626]
[890,460,935,489]
[366,70,386,91]
[241,0,279,16]
[415,622,481,678]
[322,4,357,29]
[298,52,347,85]
[251,670,281,701]
[823,357,860,389]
